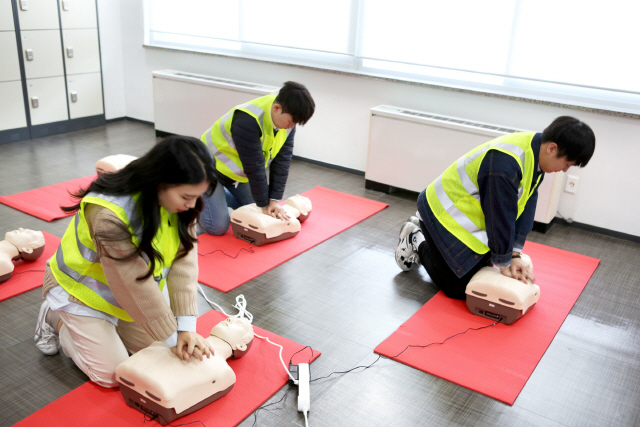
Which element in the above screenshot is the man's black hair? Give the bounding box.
[542,116,595,167]
[274,81,315,125]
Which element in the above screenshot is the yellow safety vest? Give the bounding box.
[49,192,181,321]
[426,132,542,254]
[200,94,292,182]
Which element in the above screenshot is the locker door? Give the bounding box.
[26,76,68,125]
[59,0,97,29]
[21,30,64,78]
[67,72,103,119]
[0,0,16,31]
[61,28,100,75]
[0,32,22,82]
[0,81,28,131]
[17,0,60,30]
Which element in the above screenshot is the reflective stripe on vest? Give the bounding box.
[50,193,180,321]
[54,242,123,309]
[201,95,292,182]
[426,133,541,254]
[203,111,246,179]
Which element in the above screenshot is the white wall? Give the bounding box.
[98,0,640,238]
[96,0,125,119]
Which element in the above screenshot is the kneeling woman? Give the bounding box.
[34,136,217,387]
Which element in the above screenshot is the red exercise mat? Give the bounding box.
[0,231,60,302]
[0,175,96,221]
[198,186,388,292]
[374,241,600,405]
[15,309,320,427]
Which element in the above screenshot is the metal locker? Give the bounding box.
[62,28,100,75]
[0,81,28,131]
[67,72,103,119]
[0,32,22,82]
[0,0,16,31]
[17,0,60,30]
[26,76,69,125]
[21,30,65,79]
[59,0,97,29]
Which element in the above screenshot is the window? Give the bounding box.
[144,0,640,114]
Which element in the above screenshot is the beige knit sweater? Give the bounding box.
[43,204,199,342]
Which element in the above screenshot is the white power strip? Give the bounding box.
[297,363,310,426]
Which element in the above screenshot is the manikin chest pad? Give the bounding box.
[465,254,540,324]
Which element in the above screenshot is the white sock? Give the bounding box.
[45,308,61,332]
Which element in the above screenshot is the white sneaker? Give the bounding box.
[34,301,60,355]
[395,220,420,271]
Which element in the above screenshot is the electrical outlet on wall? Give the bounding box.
[565,175,579,194]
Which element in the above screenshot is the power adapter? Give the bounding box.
[288,362,300,385]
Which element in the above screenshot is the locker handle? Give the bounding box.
[31,97,39,108]
[70,92,78,103]
[62,0,71,11]
[20,0,27,11]
[25,49,34,61]
[67,47,74,58]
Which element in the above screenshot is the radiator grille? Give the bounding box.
[173,72,267,90]
[397,109,520,134]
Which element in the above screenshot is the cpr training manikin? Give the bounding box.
[116,316,254,425]
[0,228,46,283]
[230,195,312,246]
[465,253,540,324]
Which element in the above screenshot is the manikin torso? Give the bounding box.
[0,229,45,283]
[115,317,254,416]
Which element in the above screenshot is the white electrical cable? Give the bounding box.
[303,411,309,427]
[197,284,253,323]
[253,332,296,382]
[198,285,296,407]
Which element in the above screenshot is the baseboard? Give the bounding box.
[155,129,174,138]
[292,155,364,176]
[553,218,639,243]
[0,127,30,145]
[365,179,395,193]
[106,116,154,126]
[30,115,106,139]
[532,221,555,234]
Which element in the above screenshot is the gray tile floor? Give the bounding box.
[0,120,638,427]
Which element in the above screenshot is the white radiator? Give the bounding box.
[366,105,564,225]
[152,70,278,138]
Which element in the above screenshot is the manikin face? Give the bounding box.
[539,142,576,174]
[5,228,45,253]
[157,180,210,214]
[271,103,296,130]
[286,195,311,215]
[210,317,254,351]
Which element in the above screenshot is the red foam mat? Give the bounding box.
[0,175,96,221]
[0,231,60,302]
[374,241,600,405]
[15,309,320,427]
[198,186,388,292]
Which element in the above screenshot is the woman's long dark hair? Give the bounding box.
[63,135,217,280]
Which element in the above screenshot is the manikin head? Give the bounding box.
[209,317,254,359]
[285,195,312,223]
[5,228,45,261]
